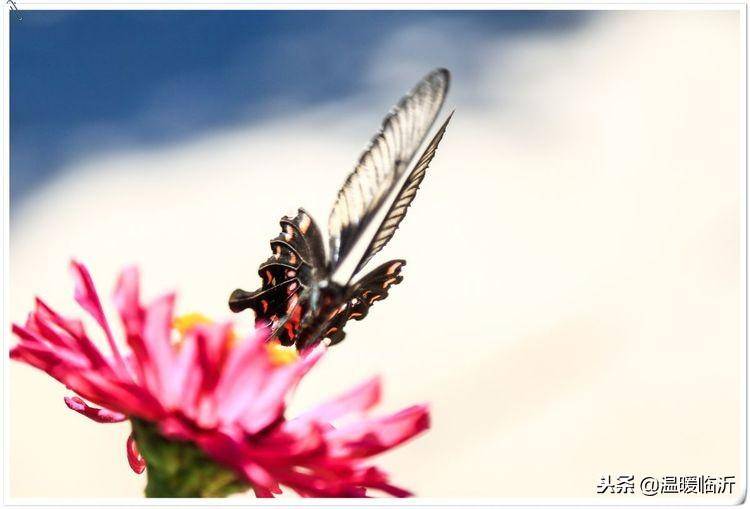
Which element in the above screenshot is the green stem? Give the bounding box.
[130,419,250,498]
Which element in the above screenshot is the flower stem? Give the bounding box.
[130,419,250,498]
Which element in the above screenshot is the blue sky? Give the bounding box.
[10,10,590,208]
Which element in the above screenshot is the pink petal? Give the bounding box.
[127,433,145,474]
[10,329,96,384]
[354,466,413,497]
[64,395,126,423]
[34,299,109,370]
[13,323,95,369]
[162,332,198,410]
[327,404,430,458]
[240,461,278,492]
[214,330,270,422]
[112,266,143,338]
[157,416,197,441]
[113,266,149,384]
[35,298,85,337]
[215,327,270,391]
[25,312,74,350]
[10,342,60,372]
[241,420,326,460]
[60,369,163,421]
[141,293,177,395]
[196,433,281,493]
[237,345,325,434]
[297,376,381,424]
[271,466,366,498]
[69,261,128,374]
[195,323,232,393]
[369,483,412,497]
[252,486,275,498]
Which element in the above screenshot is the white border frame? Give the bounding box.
[1,2,746,507]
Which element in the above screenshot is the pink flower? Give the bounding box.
[11,261,429,497]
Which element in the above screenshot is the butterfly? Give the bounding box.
[229,68,453,351]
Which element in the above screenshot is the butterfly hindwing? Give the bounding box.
[229,208,327,345]
[322,259,406,345]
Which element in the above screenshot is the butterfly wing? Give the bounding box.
[352,112,453,276]
[229,208,327,346]
[328,69,450,277]
[319,259,406,346]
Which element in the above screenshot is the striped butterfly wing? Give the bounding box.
[352,112,453,276]
[328,68,450,280]
[229,208,327,346]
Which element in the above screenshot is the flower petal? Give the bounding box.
[126,433,146,474]
[13,261,430,498]
[237,345,325,434]
[243,419,326,460]
[327,404,430,458]
[10,342,62,372]
[69,261,128,374]
[112,266,143,338]
[195,323,232,394]
[59,368,163,420]
[141,293,177,396]
[113,266,150,385]
[296,376,381,424]
[34,298,109,369]
[12,325,89,369]
[252,485,275,498]
[64,395,126,423]
[213,329,270,422]
[196,433,281,494]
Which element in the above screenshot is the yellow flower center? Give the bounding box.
[172,312,213,336]
[172,313,297,365]
[266,341,299,366]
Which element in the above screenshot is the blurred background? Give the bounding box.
[9,9,742,500]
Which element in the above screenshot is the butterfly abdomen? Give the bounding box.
[229,208,328,346]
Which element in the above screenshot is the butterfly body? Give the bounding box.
[230,208,406,349]
[230,69,452,350]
